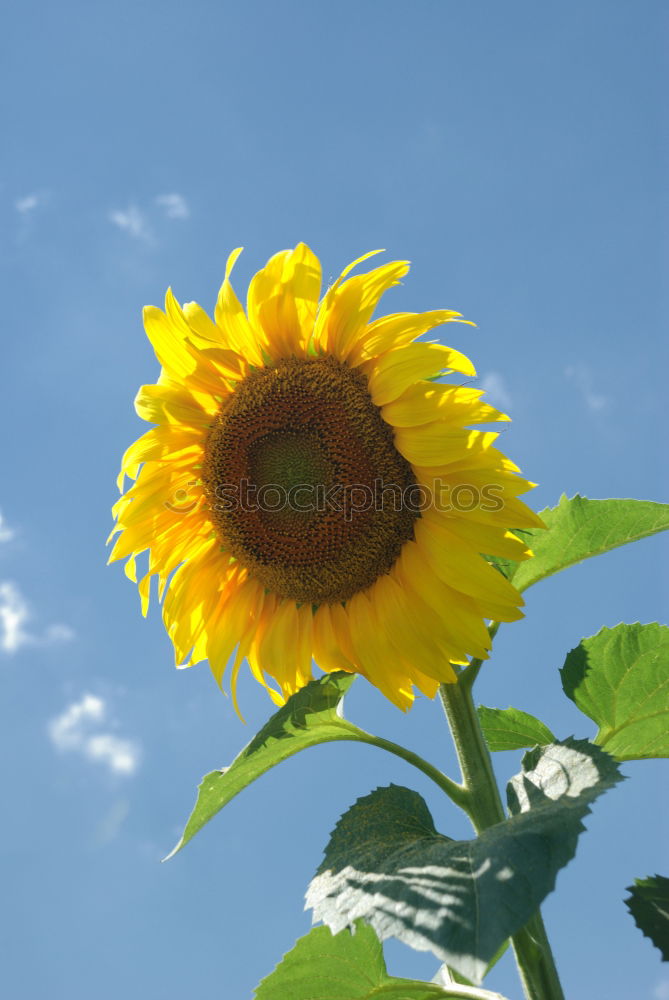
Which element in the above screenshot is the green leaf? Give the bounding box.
[625,875,669,961]
[167,671,464,860]
[505,737,622,814]
[254,923,510,1000]
[477,706,555,752]
[497,495,669,592]
[166,672,360,859]
[432,938,510,988]
[307,741,622,984]
[560,623,669,760]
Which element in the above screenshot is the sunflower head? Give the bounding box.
[109,244,543,712]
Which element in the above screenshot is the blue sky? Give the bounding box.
[1,1,667,997]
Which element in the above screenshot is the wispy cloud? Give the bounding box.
[48,693,140,776]
[94,798,131,846]
[49,693,105,744]
[653,980,669,1000]
[155,192,190,220]
[480,371,513,411]
[565,363,608,413]
[0,581,75,654]
[45,623,76,642]
[109,193,190,243]
[86,734,139,774]
[0,582,29,652]
[15,193,41,214]
[0,510,14,544]
[108,204,152,243]
[13,192,49,243]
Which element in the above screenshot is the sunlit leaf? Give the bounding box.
[496,496,669,592]
[561,624,669,760]
[254,923,510,1000]
[307,741,621,984]
[166,672,358,858]
[477,706,555,752]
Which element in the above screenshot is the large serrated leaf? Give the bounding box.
[560,623,669,760]
[306,740,622,984]
[254,923,509,1000]
[477,705,555,752]
[497,495,669,592]
[625,875,669,961]
[166,672,361,858]
[432,939,510,990]
[505,737,622,814]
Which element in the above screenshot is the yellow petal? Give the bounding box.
[409,669,442,698]
[308,249,388,353]
[143,302,223,398]
[394,427,497,467]
[472,597,525,624]
[205,575,263,686]
[396,544,492,660]
[349,309,469,366]
[170,292,247,382]
[163,544,221,663]
[254,598,314,693]
[138,572,151,617]
[151,519,213,584]
[413,517,523,608]
[366,343,476,406]
[416,463,531,491]
[181,300,223,345]
[345,592,415,710]
[116,426,202,491]
[214,248,265,366]
[438,517,533,561]
[327,602,359,666]
[231,592,285,718]
[312,604,356,674]
[370,573,453,683]
[423,494,545,532]
[382,382,508,428]
[292,603,315,693]
[314,260,410,359]
[134,382,216,427]
[246,243,322,358]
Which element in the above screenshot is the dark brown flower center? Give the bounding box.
[202,356,418,604]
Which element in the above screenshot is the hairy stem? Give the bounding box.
[438,678,565,1000]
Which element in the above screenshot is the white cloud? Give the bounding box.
[480,371,513,411]
[49,693,105,749]
[48,693,140,776]
[15,193,41,214]
[0,510,14,543]
[155,192,190,220]
[108,204,151,242]
[565,363,608,412]
[653,980,669,1000]
[0,580,75,654]
[0,582,30,652]
[86,734,138,774]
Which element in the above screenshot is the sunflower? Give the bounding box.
[109,245,543,711]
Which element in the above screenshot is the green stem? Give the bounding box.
[339,723,468,811]
[438,678,565,1000]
